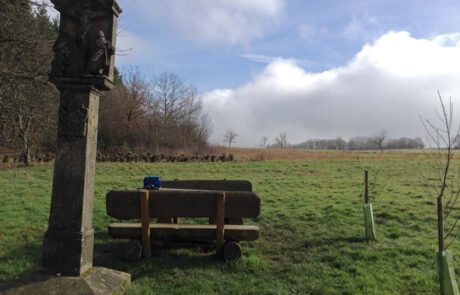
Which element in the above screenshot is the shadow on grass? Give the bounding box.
[0,268,55,294]
[94,245,224,280]
[0,242,54,293]
[0,240,42,283]
[93,231,227,281]
[0,231,226,291]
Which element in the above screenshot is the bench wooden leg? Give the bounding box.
[216,192,225,257]
[123,239,142,262]
[140,189,151,258]
[222,241,241,261]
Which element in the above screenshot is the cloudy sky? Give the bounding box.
[47,1,460,146]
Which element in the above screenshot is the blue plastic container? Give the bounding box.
[143,176,161,190]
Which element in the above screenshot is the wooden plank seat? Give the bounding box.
[108,223,259,242]
[106,187,261,262]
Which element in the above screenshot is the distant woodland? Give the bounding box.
[0,1,212,166]
[291,136,425,151]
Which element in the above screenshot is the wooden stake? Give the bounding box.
[364,170,369,204]
[216,192,226,256]
[438,195,445,252]
[140,189,151,258]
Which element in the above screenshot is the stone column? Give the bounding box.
[42,0,122,277]
[42,84,102,275]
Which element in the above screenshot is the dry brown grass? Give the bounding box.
[0,145,436,169]
[208,146,427,161]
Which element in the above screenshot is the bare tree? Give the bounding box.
[260,136,268,148]
[0,2,58,165]
[150,72,190,125]
[274,132,288,148]
[421,92,460,252]
[149,72,205,150]
[99,67,150,150]
[223,130,237,148]
[0,1,56,85]
[122,67,149,129]
[196,114,213,146]
[99,70,210,151]
[0,85,57,165]
[370,129,388,152]
[420,92,460,294]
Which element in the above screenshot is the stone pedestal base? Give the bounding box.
[42,230,94,276]
[0,267,130,295]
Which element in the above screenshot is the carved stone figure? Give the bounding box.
[49,0,120,82]
[57,99,88,142]
[86,30,113,75]
[51,31,70,76]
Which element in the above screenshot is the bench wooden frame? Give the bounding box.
[106,186,260,261]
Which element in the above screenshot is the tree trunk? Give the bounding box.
[438,195,445,252]
[21,137,31,166]
[17,113,32,166]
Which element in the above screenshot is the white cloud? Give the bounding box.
[241,54,277,64]
[432,33,460,47]
[202,31,460,146]
[241,54,311,67]
[130,0,285,45]
[46,0,285,45]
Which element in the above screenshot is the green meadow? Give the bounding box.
[0,150,457,294]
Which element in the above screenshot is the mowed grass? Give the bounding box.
[0,150,458,294]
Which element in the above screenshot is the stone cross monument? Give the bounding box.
[42,0,121,276]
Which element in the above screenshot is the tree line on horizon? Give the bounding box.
[290,136,425,150]
[247,130,426,150]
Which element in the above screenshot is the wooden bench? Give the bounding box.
[106,187,261,261]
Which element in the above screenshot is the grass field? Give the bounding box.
[0,150,458,294]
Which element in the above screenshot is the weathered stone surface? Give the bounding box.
[50,0,121,82]
[0,267,130,295]
[42,86,101,276]
[39,0,128,287]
